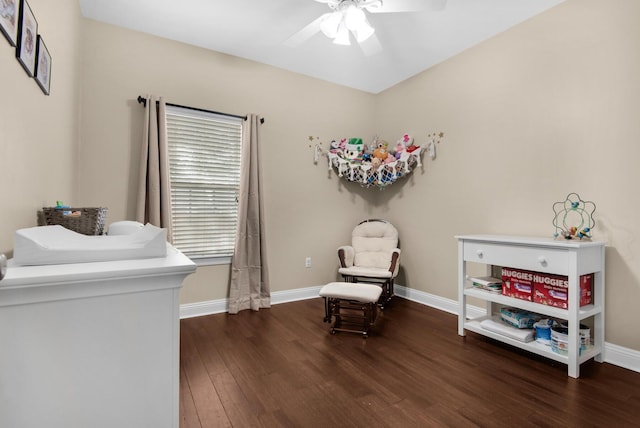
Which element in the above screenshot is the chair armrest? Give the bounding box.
[389,248,401,277]
[338,246,354,268]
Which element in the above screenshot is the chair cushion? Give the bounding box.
[319,282,382,303]
[338,266,393,279]
[352,221,398,270]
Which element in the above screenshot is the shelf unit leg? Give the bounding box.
[567,254,580,378]
[594,265,605,363]
[567,318,579,378]
[458,241,466,336]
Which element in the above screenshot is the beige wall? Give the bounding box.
[77,20,377,304]
[1,0,638,352]
[0,0,82,255]
[374,0,640,350]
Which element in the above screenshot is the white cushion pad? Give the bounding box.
[13,224,167,266]
[319,282,382,303]
[107,220,145,235]
[338,266,393,278]
[351,221,398,270]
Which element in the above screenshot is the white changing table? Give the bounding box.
[0,245,196,428]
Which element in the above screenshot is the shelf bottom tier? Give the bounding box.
[463,317,601,365]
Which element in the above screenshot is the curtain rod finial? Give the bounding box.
[137,96,147,107]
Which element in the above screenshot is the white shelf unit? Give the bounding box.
[456,235,605,378]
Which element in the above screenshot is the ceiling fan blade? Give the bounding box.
[365,0,447,13]
[284,13,330,47]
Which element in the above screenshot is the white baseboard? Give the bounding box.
[271,285,324,305]
[394,284,485,319]
[602,342,640,374]
[179,285,322,319]
[180,284,640,374]
[180,298,228,319]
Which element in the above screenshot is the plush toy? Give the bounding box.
[329,140,342,154]
[349,137,363,147]
[373,142,389,161]
[344,143,362,160]
[406,143,420,153]
[395,141,404,159]
[399,134,420,154]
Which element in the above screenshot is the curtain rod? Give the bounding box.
[136,96,264,124]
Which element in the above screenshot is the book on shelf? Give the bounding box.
[469,276,503,294]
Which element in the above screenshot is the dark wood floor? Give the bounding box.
[179,297,640,427]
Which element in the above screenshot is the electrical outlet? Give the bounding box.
[305,257,311,268]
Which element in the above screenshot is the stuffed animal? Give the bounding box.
[344,143,362,160]
[406,143,420,153]
[373,142,389,161]
[395,142,404,159]
[329,140,342,154]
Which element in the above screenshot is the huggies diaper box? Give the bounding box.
[502,267,593,308]
[532,272,593,309]
[501,268,535,301]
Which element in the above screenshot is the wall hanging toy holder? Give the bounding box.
[552,193,596,240]
[311,132,444,189]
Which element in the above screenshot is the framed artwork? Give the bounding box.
[35,34,50,95]
[15,0,36,76]
[0,0,20,46]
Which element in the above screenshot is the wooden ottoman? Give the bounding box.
[319,282,383,337]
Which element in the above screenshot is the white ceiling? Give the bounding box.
[79,0,565,94]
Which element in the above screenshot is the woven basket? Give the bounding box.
[38,207,108,235]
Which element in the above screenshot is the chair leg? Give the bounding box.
[377,279,394,308]
[324,297,377,337]
[323,297,331,322]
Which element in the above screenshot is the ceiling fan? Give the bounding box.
[285,0,447,52]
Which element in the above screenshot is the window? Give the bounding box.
[165,105,242,263]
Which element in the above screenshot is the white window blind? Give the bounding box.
[165,105,242,260]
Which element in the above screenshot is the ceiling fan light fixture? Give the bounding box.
[355,20,375,43]
[320,12,342,39]
[344,5,366,31]
[333,21,351,45]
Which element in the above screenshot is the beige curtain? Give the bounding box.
[228,114,270,314]
[136,95,173,242]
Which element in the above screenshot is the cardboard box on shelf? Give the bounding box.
[501,267,535,301]
[533,272,593,309]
